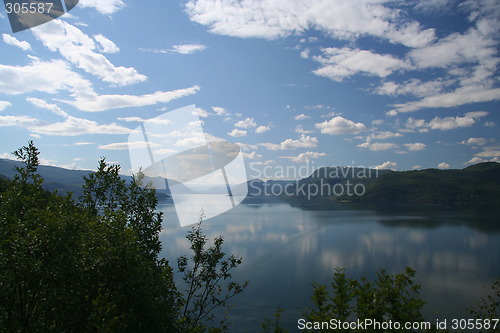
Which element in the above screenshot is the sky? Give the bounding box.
[0,0,499,180]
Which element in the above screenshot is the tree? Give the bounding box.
[177,213,249,333]
[303,267,427,332]
[0,144,178,332]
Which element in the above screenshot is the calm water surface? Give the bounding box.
[158,198,500,332]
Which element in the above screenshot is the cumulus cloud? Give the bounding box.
[25,98,132,136]
[79,0,125,15]
[404,143,427,151]
[315,116,366,135]
[185,0,435,47]
[312,47,410,81]
[234,117,257,128]
[405,112,487,131]
[374,161,398,170]
[228,129,247,137]
[437,162,451,169]
[94,34,120,53]
[171,43,207,54]
[358,142,398,151]
[242,151,262,160]
[294,113,310,120]
[2,33,31,51]
[255,125,270,134]
[0,101,11,111]
[212,106,230,116]
[295,125,313,134]
[32,20,145,86]
[260,134,318,151]
[369,131,403,140]
[461,137,490,146]
[288,151,327,163]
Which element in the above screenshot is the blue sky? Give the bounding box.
[0,0,499,180]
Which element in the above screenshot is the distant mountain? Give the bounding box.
[243,163,500,204]
[0,159,193,200]
[359,162,500,204]
[3,158,498,204]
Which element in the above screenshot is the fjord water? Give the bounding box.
[158,198,500,332]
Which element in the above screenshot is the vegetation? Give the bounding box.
[359,163,500,204]
[0,142,498,332]
[0,142,246,332]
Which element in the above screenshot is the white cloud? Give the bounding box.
[32,20,145,86]
[0,152,16,160]
[358,142,398,151]
[117,117,172,125]
[465,156,500,165]
[64,85,201,112]
[31,119,132,136]
[237,143,258,151]
[374,161,398,170]
[228,129,247,137]
[2,33,31,51]
[234,117,257,128]
[255,125,270,134]
[465,111,489,118]
[98,141,160,150]
[375,79,450,98]
[404,143,427,151]
[315,116,366,135]
[369,131,403,140]
[461,137,490,146]
[0,101,11,111]
[288,151,326,163]
[0,58,91,95]
[172,43,207,54]
[405,113,481,131]
[243,151,262,160]
[0,115,40,127]
[312,47,410,81]
[295,125,313,134]
[437,162,451,169]
[25,98,132,136]
[94,34,120,53]
[79,0,125,15]
[474,146,500,158]
[390,86,500,114]
[185,0,435,47]
[428,116,476,130]
[260,134,318,151]
[294,113,310,120]
[212,106,230,116]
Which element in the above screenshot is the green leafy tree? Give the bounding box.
[0,144,178,332]
[303,267,428,332]
[469,279,500,332]
[177,213,249,333]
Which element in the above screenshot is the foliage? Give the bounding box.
[469,279,500,331]
[261,308,288,333]
[177,213,249,333]
[0,142,249,333]
[303,267,428,332]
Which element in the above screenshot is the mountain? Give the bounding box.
[2,158,498,204]
[0,159,193,200]
[358,162,500,204]
[243,163,500,204]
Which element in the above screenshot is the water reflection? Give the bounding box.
[158,201,500,332]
